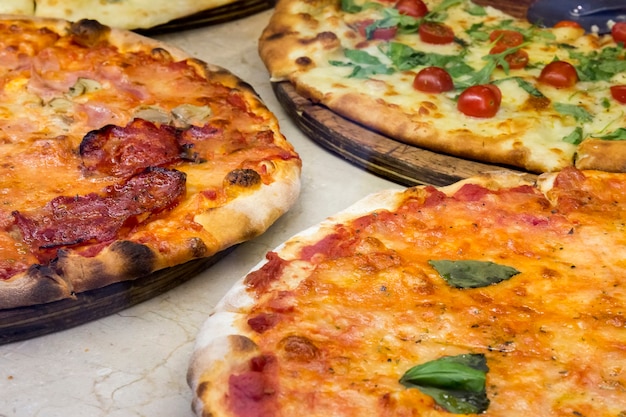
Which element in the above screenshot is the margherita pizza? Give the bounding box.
[188,167,626,416]
[0,0,247,30]
[0,16,301,309]
[259,0,626,173]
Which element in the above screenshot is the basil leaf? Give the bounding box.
[553,102,593,123]
[429,259,520,288]
[592,127,626,141]
[563,126,584,144]
[400,353,490,414]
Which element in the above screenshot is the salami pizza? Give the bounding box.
[188,167,626,416]
[0,16,301,309]
[259,0,626,173]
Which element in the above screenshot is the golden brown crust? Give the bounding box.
[5,0,241,30]
[0,266,73,310]
[575,138,626,172]
[304,88,550,172]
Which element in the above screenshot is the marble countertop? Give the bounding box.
[0,9,398,417]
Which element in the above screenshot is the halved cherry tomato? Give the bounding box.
[395,0,428,18]
[419,22,455,44]
[611,21,626,44]
[356,20,398,40]
[413,67,454,93]
[457,84,502,118]
[489,29,524,47]
[489,44,529,70]
[538,61,578,88]
[554,20,583,29]
[610,85,626,103]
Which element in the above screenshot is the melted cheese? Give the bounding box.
[0,18,301,284]
[278,0,626,172]
[229,170,626,416]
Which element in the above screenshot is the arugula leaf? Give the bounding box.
[381,42,472,76]
[465,22,489,42]
[374,7,419,35]
[349,64,394,78]
[330,49,394,78]
[494,76,545,97]
[454,43,529,88]
[423,0,464,23]
[341,0,362,13]
[466,4,487,16]
[570,46,626,82]
[592,127,626,141]
[428,0,464,15]
[341,0,381,13]
[429,260,520,288]
[344,48,386,65]
[400,353,490,414]
[553,103,593,123]
[563,126,584,144]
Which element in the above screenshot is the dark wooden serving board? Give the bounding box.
[137,0,276,34]
[0,248,234,345]
[273,0,535,187]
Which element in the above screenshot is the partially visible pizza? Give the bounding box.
[259,0,626,173]
[0,0,253,30]
[188,167,626,416]
[0,16,301,309]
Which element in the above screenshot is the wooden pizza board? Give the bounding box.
[0,248,233,345]
[273,81,529,187]
[272,0,534,187]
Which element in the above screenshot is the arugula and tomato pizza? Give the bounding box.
[188,167,626,416]
[259,0,626,173]
[0,16,301,309]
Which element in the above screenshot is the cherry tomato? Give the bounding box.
[457,84,502,118]
[489,44,529,70]
[419,22,455,44]
[413,67,454,93]
[395,0,428,18]
[611,21,626,44]
[356,20,398,40]
[554,20,583,29]
[489,29,524,47]
[538,61,579,88]
[610,85,626,103]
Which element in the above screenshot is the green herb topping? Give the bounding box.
[429,259,520,288]
[400,353,490,414]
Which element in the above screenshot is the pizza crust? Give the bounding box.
[575,138,626,172]
[2,0,243,29]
